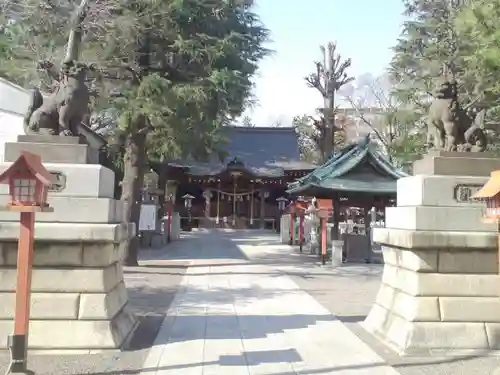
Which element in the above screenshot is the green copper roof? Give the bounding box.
[287,135,408,196]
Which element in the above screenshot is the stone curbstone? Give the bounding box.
[0,264,122,293]
[382,264,500,297]
[0,292,80,319]
[440,297,500,323]
[78,282,128,320]
[0,307,137,349]
[373,228,497,249]
[438,250,498,274]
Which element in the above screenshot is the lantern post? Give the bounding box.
[288,204,295,245]
[316,199,333,265]
[276,196,287,236]
[317,209,329,265]
[472,170,500,273]
[165,194,173,242]
[296,197,308,253]
[0,152,55,374]
[181,194,194,231]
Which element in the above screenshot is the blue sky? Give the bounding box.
[245,0,406,126]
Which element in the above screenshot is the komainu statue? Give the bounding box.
[427,78,487,152]
[23,61,106,149]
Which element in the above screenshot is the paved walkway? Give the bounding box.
[141,229,399,375]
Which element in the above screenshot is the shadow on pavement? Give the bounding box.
[74,352,488,375]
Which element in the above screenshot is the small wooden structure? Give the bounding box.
[290,198,308,252]
[287,135,406,262]
[473,170,500,273]
[0,151,55,373]
[473,170,500,220]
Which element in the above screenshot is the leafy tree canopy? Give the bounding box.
[1,0,269,161]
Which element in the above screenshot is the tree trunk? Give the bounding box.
[63,0,89,64]
[121,115,148,266]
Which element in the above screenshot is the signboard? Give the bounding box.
[316,198,332,210]
[453,184,483,203]
[139,204,157,231]
[48,171,66,192]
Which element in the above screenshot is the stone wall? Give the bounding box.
[0,224,136,351]
[0,240,135,350]
[280,214,291,243]
[366,236,499,354]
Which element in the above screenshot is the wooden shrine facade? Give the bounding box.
[159,126,316,229]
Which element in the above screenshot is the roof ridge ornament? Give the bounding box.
[227,156,244,167]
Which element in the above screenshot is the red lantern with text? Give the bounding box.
[0,152,55,374]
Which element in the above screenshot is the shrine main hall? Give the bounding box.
[160,126,316,229]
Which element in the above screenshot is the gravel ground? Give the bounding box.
[0,239,193,375]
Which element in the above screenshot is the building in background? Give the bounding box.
[0,78,29,162]
[160,126,316,229]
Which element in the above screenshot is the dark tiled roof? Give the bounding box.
[287,135,408,196]
[169,126,317,178]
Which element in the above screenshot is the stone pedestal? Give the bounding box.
[280,214,291,244]
[170,212,181,240]
[0,135,136,352]
[365,151,500,355]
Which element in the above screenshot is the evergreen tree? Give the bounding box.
[389,0,474,108]
[1,0,269,265]
[455,0,500,114]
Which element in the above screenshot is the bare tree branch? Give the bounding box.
[345,96,389,148]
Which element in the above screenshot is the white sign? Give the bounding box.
[139,204,157,231]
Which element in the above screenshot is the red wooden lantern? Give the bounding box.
[0,152,55,211]
[0,152,55,374]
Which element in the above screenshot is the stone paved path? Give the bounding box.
[141,229,399,375]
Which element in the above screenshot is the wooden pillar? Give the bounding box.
[260,190,267,229]
[11,211,35,372]
[299,214,304,253]
[232,177,237,226]
[332,194,340,241]
[289,212,295,245]
[321,217,327,265]
[157,167,167,217]
[216,182,220,225]
[250,184,254,226]
[364,205,373,263]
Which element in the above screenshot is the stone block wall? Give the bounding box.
[171,212,181,240]
[365,152,500,355]
[0,136,136,352]
[0,238,136,351]
[365,242,500,354]
[280,214,291,243]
